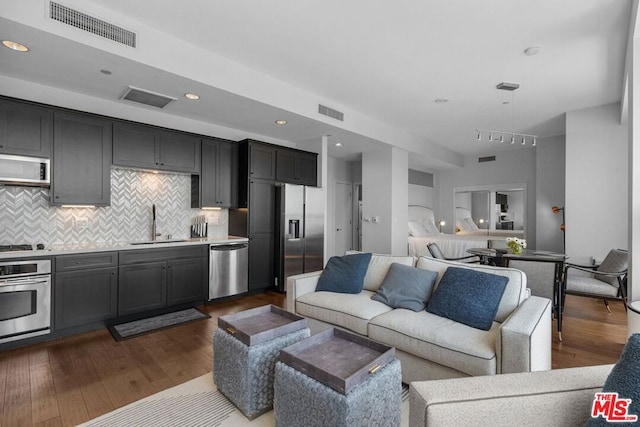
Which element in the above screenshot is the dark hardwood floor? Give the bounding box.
[0,292,628,427]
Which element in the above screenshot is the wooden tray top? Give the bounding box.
[279,328,395,394]
[218,305,307,346]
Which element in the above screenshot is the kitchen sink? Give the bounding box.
[129,240,189,245]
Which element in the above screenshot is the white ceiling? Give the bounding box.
[0,0,633,171]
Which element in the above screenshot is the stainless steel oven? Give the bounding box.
[0,259,51,344]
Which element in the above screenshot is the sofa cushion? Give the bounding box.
[315,252,372,294]
[416,257,527,323]
[371,263,437,311]
[296,290,393,336]
[588,333,640,426]
[426,267,508,331]
[369,309,498,376]
[346,251,415,291]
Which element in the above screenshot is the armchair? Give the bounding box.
[559,249,628,339]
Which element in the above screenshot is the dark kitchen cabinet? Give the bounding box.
[112,121,201,174]
[54,252,118,330]
[230,139,281,291]
[249,142,276,180]
[276,149,318,186]
[112,121,159,170]
[51,111,111,206]
[248,233,274,291]
[118,261,167,316]
[249,179,275,234]
[167,257,207,306]
[159,131,201,173]
[0,98,52,158]
[191,138,237,208]
[118,245,207,316]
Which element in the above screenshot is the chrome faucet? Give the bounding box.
[151,204,161,241]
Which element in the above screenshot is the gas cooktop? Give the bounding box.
[0,244,44,252]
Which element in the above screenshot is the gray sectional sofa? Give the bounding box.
[286,254,552,384]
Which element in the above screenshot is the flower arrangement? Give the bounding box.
[506,237,527,254]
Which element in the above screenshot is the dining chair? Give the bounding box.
[558,249,628,340]
[427,243,480,263]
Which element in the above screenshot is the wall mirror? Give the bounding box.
[453,183,527,233]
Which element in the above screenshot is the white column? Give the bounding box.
[629,24,640,334]
[362,146,408,255]
[320,136,329,264]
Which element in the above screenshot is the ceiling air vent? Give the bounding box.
[318,104,344,121]
[49,1,137,48]
[119,86,177,109]
[478,155,496,163]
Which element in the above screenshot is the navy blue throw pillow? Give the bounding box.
[372,263,438,311]
[587,333,640,426]
[315,253,372,294]
[426,266,508,331]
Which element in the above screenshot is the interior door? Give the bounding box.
[334,182,352,256]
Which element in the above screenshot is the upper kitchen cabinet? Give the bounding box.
[0,98,52,158]
[191,138,237,208]
[249,141,276,180]
[159,131,201,173]
[276,149,318,186]
[51,111,112,206]
[112,121,159,170]
[113,121,201,174]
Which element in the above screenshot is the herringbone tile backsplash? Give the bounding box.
[0,168,228,245]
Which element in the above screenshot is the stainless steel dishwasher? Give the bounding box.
[209,241,249,300]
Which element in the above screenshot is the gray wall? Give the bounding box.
[535,135,566,253]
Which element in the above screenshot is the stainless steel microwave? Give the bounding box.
[0,154,50,187]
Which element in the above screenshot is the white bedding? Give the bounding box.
[408,234,494,258]
[406,205,525,258]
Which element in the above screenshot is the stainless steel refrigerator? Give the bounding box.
[274,183,324,292]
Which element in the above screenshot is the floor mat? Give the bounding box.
[109,307,210,341]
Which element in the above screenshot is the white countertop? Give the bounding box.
[0,236,248,260]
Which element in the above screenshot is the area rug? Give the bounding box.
[108,308,210,341]
[80,373,411,427]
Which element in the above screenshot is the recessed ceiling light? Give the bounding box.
[275,119,287,125]
[100,69,112,75]
[2,40,29,52]
[335,142,343,147]
[184,93,200,100]
[524,46,541,56]
[434,98,450,104]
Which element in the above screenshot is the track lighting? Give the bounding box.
[475,82,538,147]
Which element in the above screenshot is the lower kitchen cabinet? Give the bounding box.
[167,257,207,306]
[54,252,119,330]
[118,245,207,317]
[55,267,118,329]
[118,261,168,317]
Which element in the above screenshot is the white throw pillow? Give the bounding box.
[424,219,440,234]
[464,217,480,231]
[455,219,471,232]
[408,221,429,237]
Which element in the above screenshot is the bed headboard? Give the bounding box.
[408,205,435,223]
[455,207,472,219]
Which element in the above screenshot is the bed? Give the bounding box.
[407,205,523,258]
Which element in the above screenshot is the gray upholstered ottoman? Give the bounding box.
[213,305,309,419]
[274,328,402,427]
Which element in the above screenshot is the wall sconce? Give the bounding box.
[438,220,446,233]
